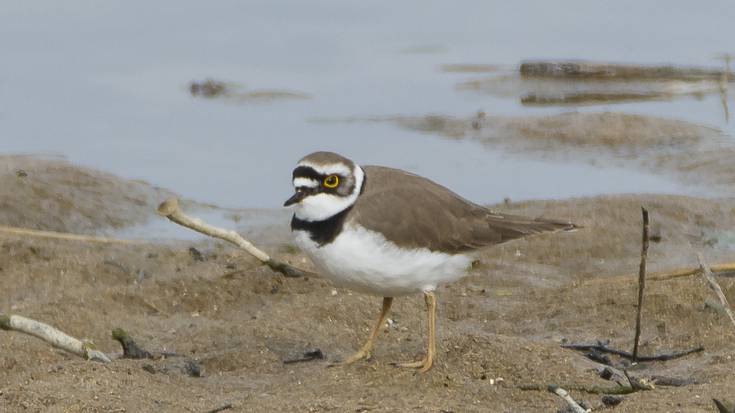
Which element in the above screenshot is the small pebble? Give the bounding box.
[188,247,205,262]
[601,395,624,406]
[599,367,614,380]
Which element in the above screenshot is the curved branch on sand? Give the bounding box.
[157,198,310,278]
[1,314,111,363]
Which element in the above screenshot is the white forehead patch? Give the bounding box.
[297,161,351,177]
[293,177,319,188]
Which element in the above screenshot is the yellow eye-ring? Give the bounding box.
[323,175,339,188]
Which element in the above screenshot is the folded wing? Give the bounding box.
[351,166,576,254]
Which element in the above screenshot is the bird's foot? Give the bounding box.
[332,348,371,367]
[395,354,433,373]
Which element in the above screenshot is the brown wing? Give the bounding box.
[349,166,575,254]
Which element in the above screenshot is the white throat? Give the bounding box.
[293,165,364,222]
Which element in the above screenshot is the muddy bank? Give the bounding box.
[0,155,291,243]
[0,155,178,234]
[1,161,734,411]
[450,60,733,107]
[458,74,727,106]
[518,61,733,81]
[377,112,735,197]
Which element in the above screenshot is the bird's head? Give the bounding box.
[284,151,364,221]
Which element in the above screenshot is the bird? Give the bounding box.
[284,151,576,372]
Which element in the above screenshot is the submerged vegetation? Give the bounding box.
[189,78,312,102]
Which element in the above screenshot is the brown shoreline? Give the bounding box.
[1,158,734,411]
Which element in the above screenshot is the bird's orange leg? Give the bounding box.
[397,291,436,372]
[341,296,393,365]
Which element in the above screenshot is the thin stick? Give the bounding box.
[713,398,735,413]
[520,383,634,395]
[0,313,111,363]
[520,374,694,395]
[698,253,735,329]
[584,262,735,286]
[562,343,703,361]
[157,198,310,278]
[633,207,649,361]
[0,225,141,244]
[547,385,588,413]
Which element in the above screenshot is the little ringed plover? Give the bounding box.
[284,151,576,372]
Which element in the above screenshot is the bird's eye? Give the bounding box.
[323,175,339,188]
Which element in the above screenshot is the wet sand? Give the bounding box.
[2,158,735,412]
[382,111,735,198]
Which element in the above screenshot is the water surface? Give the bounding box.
[1,1,733,211]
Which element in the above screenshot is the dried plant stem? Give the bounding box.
[632,207,649,361]
[562,342,703,362]
[585,262,735,286]
[157,198,310,278]
[0,225,140,244]
[698,254,735,329]
[0,314,111,363]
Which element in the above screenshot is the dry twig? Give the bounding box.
[714,398,735,413]
[0,313,111,363]
[0,225,140,244]
[157,198,311,278]
[568,208,704,364]
[698,253,735,329]
[632,207,649,360]
[547,385,588,413]
[562,342,703,362]
[585,262,735,285]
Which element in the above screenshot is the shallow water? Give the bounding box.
[1,0,733,211]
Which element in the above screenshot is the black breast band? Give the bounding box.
[291,206,353,246]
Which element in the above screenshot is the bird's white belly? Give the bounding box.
[293,224,472,296]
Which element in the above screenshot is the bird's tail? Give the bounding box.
[482,212,579,244]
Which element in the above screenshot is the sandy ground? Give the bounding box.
[2,159,735,412]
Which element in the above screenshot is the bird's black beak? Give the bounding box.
[284,190,307,206]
